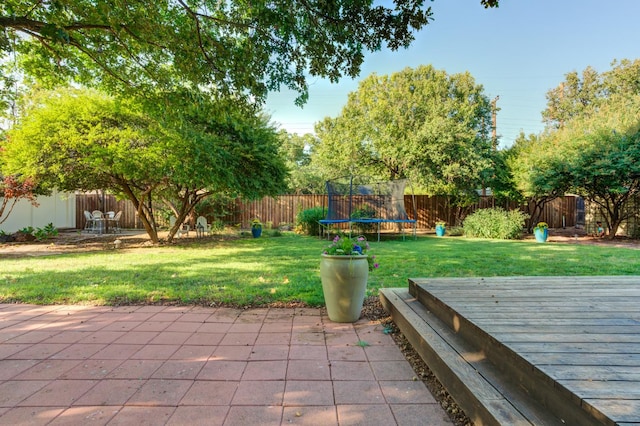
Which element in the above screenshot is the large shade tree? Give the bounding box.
[547,95,640,238]
[503,131,572,232]
[0,0,498,106]
[539,59,640,237]
[507,96,640,236]
[1,87,287,242]
[0,0,499,231]
[313,65,494,222]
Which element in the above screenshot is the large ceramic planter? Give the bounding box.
[320,254,369,322]
[534,228,548,243]
[251,227,262,238]
[435,224,446,237]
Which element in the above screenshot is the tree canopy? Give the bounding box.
[1,87,287,242]
[501,131,572,231]
[0,1,499,106]
[277,131,325,194]
[545,94,640,237]
[313,65,494,215]
[542,59,640,129]
[514,59,640,236]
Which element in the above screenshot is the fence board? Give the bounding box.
[76,193,144,230]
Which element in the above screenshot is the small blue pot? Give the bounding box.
[534,228,548,243]
[435,224,446,237]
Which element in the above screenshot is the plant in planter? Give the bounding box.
[435,221,446,237]
[533,221,548,243]
[320,233,379,322]
[251,218,263,238]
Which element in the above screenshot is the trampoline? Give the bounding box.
[319,177,417,241]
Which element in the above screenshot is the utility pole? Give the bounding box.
[491,95,499,150]
[481,95,499,197]
[558,82,564,128]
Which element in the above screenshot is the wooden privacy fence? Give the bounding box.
[218,195,327,229]
[76,193,145,230]
[223,195,576,230]
[76,193,577,231]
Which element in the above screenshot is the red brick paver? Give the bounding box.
[0,304,453,425]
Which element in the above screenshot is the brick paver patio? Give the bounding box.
[0,304,453,425]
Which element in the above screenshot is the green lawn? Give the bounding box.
[1,233,639,306]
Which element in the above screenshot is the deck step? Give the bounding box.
[380,284,607,426]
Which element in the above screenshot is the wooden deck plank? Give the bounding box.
[484,325,640,333]
[557,380,640,398]
[482,318,640,326]
[507,342,640,353]
[493,332,640,343]
[544,365,640,381]
[409,276,640,425]
[411,275,640,284]
[585,399,640,424]
[523,352,640,366]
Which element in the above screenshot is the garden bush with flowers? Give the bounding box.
[322,233,379,270]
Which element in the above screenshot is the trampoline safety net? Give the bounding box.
[319,177,417,240]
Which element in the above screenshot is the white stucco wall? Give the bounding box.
[1,190,76,233]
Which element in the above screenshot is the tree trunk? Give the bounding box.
[607,219,622,240]
[163,189,208,243]
[527,198,545,233]
[117,181,160,244]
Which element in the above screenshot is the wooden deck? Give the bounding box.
[380,276,640,426]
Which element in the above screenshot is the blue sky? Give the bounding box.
[265,0,640,148]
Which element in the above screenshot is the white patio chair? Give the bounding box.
[91,210,105,233]
[108,211,122,233]
[83,210,97,233]
[196,216,212,237]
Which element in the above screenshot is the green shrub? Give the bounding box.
[463,208,528,240]
[19,226,35,235]
[295,207,326,236]
[33,228,49,241]
[43,223,58,237]
[11,223,59,241]
[28,223,59,241]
